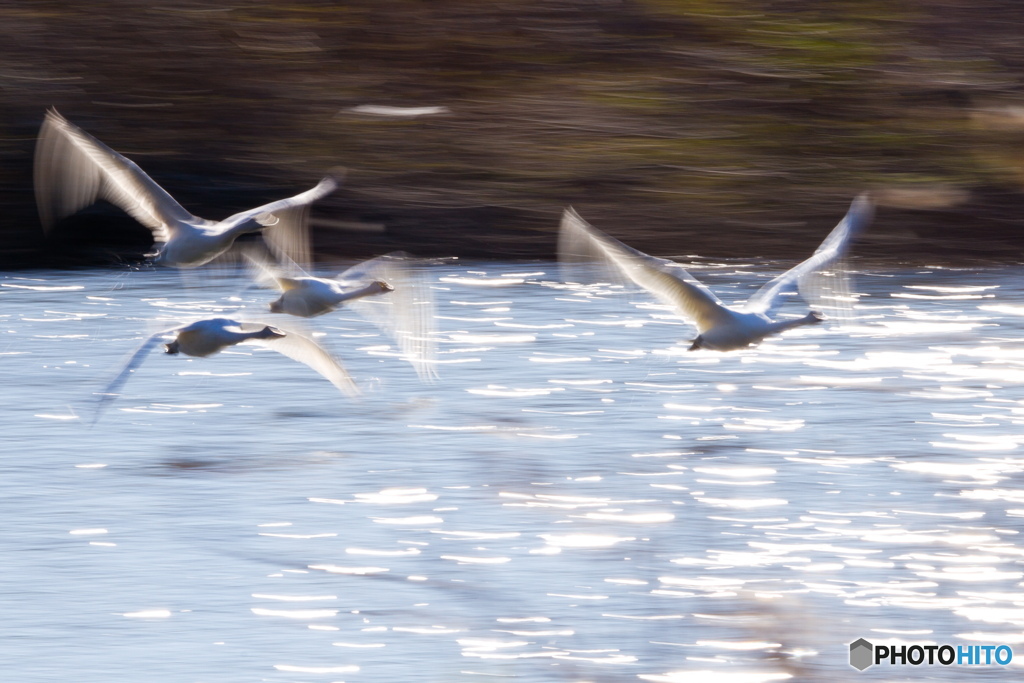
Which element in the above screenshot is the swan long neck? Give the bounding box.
[770,311,823,334]
[337,281,390,304]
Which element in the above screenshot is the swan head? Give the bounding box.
[688,335,704,351]
[375,280,395,293]
[164,340,181,354]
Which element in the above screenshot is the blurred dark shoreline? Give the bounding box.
[4,1,1024,268]
[15,192,1024,270]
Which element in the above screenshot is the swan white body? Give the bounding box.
[34,109,337,268]
[558,194,874,351]
[266,273,394,319]
[247,251,438,381]
[163,318,285,357]
[92,317,357,423]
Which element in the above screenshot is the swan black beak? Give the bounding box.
[688,336,703,351]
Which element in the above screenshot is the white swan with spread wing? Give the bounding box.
[92,317,357,423]
[558,194,874,351]
[34,109,337,268]
[246,250,438,381]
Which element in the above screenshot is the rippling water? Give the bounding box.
[5,260,1024,682]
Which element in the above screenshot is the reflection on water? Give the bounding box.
[5,262,1024,681]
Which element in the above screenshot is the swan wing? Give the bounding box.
[243,322,359,397]
[34,109,194,241]
[224,176,339,268]
[746,193,874,319]
[558,207,731,331]
[340,253,438,381]
[241,246,309,292]
[91,326,180,424]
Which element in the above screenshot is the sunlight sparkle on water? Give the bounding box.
[11,264,1024,682]
[539,534,635,548]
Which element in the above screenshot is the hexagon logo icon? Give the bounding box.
[849,638,874,670]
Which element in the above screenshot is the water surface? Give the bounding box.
[4,261,1024,681]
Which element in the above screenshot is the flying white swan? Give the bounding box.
[34,108,337,268]
[92,317,357,423]
[558,194,874,351]
[246,250,438,381]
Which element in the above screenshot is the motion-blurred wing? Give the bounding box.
[241,245,308,292]
[244,322,359,397]
[34,109,195,241]
[225,176,339,268]
[746,194,873,319]
[340,253,438,381]
[91,327,179,424]
[558,207,732,332]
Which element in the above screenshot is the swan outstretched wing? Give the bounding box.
[339,253,438,381]
[244,322,360,397]
[225,176,339,267]
[241,246,309,292]
[34,109,195,242]
[558,207,732,331]
[746,193,874,319]
[91,327,180,424]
